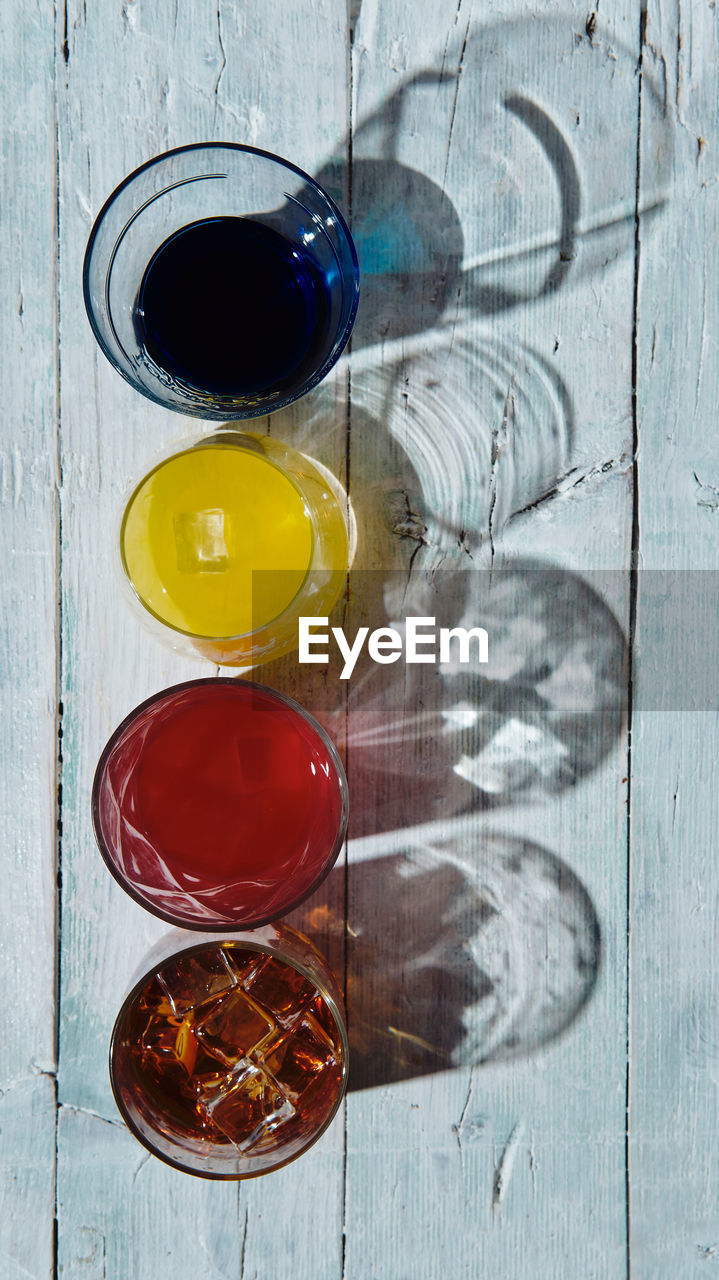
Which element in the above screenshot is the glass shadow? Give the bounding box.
[310,15,671,347]
[289,831,601,1090]
[259,560,627,836]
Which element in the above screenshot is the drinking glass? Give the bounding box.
[118,430,350,666]
[92,678,349,929]
[110,924,348,1178]
[83,143,359,418]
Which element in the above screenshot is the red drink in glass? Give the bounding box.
[92,679,348,928]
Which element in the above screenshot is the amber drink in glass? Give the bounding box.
[110,925,347,1178]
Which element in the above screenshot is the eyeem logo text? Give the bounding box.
[299,616,489,680]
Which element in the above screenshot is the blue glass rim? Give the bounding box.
[82,142,361,419]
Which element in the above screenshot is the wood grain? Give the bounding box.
[3,0,717,1275]
[1,2,59,1276]
[630,0,719,1275]
[340,2,636,1276]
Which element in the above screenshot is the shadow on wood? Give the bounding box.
[289,833,601,1090]
[261,562,628,837]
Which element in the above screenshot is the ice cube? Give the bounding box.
[134,975,175,1022]
[173,509,229,573]
[132,1005,231,1138]
[135,1012,198,1112]
[306,993,341,1044]
[140,1015,184,1068]
[261,1010,338,1101]
[156,948,239,1018]
[241,955,317,1026]
[201,1060,295,1151]
[223,949,265,987]
[195,987,277,1068]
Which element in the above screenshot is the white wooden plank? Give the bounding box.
[57,1105,345,1280]
[1,0,58,1085]
[22,0,718,1273]
[630,0,719,1274]
[0,1077,57,1280]
[56,1,350,1276]
[1,2,59,1275]
[340,1,641,1275]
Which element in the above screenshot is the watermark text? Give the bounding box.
[299,616,489,680]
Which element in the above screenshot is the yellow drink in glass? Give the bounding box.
[120,433,349,666]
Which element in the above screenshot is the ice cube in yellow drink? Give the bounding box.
[120,443,315,639]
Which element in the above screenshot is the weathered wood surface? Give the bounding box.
[2,0,717,1276]
[335,6,635,1277]
[630,0,719,1276]
[1,3,58,1277]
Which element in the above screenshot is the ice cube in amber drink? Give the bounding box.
[242,954,316,1026]
[194,987,277,1068]
[111,934,347,1178]
[203,1061,296,1151]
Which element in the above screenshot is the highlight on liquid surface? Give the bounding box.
[133,217,332,399]
[121,444,314,638]
[93,681,347,927]
[112,943,345,1173]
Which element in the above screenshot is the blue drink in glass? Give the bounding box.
[83,144,359,420]
[134,217,332,401]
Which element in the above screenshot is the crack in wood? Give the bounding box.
[492,1121,523,1210]
[239,1202,248,1279]
[441,18,470,189]
[59,1103,124,1129]
[214,1,227,106]
[61,0,69,63]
